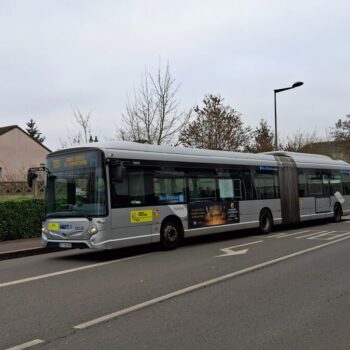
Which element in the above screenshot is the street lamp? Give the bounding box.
[274,81,304,150]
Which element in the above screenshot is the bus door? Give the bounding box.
[315,174,331,213]
[109,164,153,245]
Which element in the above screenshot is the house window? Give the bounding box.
[0,167,2,179]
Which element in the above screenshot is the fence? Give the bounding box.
[0,181,45,198]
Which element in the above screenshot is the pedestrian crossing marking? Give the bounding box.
[308,231,337,240]
[267,230,310,239]
[295,231,329,239]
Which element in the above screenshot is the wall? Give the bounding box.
[0,128,49,180]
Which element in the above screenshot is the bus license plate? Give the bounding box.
[59,243,72,248]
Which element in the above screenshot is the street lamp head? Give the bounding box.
[292,81,304,88]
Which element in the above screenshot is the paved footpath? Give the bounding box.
[0,237,47,260]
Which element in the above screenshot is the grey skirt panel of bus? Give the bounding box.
[275,155,300,224]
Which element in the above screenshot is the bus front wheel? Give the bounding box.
[259,210,273,234]
[160,219,182,250]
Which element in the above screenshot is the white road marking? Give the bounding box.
[324,232,350,240]
[307,231,337,240]
[0,253,153,289]
[295,230,329,239]
[273,230,311,239]
[215,241,263,258]
[267,230,310,239]
[74,235,350,330]
[5,339,45,350]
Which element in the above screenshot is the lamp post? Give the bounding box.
[274,81,304,150]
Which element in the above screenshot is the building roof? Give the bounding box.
[0,125,51,152]
[0,125,17,136]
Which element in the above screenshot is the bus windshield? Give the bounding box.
[45,150,107,218]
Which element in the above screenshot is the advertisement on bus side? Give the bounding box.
[188,200,239,229]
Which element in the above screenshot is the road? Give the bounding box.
[1,218,350,350]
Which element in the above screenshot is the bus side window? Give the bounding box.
[307,173,323,196]
[254,171,277,199]
[330,172,343,194]
[242,170,253,200]
[322,174,330,196]
[154,171,186,204]
[128,169,154,205]
[218,178,234,200]
[298,173,307,197]
[189,177,217,201]
[343,173,350,195]
[229,170,252,200]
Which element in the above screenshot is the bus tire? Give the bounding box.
[160,219,182,250]
[259,209,273,234]
[334,204,343,222]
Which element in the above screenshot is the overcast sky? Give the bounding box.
[0,0,349,150]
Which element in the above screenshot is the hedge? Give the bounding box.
[0,199,45,240]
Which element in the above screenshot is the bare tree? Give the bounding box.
[60,107,94,147]
[118,62,189,145]
[281,129,322,152]
[178,94,251,151]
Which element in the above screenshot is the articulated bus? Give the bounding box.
[28,142,350,250]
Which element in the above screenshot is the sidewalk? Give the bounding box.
[0,237,48,260]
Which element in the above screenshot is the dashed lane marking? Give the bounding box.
[5,339,45,350]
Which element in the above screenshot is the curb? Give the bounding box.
[0,247,59,261]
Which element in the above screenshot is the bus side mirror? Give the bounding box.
[27,171,38,188]
[116,164,125,182]
[111,164,125,182]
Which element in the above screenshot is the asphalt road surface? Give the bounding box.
[1,218,350,350]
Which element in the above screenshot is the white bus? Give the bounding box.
[28,142,350,250]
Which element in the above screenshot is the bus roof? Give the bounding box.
[54,141,278,167]
[264,151,350,170]
[51,141,350,170]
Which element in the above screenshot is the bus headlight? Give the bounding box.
[88,224,98,235]
[42,227,48,235]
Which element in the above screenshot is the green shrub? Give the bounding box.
[0,199,45,240]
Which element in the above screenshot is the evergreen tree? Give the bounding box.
[248,119,274,153]
[26,118,46,143]
[330,115,350,140]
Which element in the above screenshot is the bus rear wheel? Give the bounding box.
[259,210,273,234]
[160,220,182,250]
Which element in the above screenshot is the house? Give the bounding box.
[300,140,350,163]
[0,125,51,180]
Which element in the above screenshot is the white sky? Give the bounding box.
[0,0,349,150]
